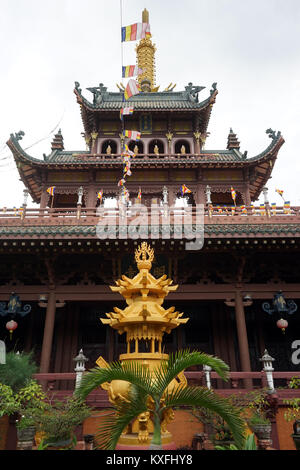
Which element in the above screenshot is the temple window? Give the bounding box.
[148,139,165,155]
[128,140,144,154]
[174,139,191,154]
[101,139,117,154]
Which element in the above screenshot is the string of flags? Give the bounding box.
[122,66,144,78]
[121,22,151,42]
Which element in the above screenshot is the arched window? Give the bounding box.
[128,140,144,155]
[174,139,191,154]
[148,139,165,155]
[101,139,117,154]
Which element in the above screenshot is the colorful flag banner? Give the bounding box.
[259,204,266,216]
[217,206,222,214]
[275,188,284,198]
[231,186,236,206]
[121,22,151,42]
[97,190,103,201]
[241,205,247,214]
[283,201,291,214]
[231,207,235,216]
[122,187,130,202]
[250,203,256,215]
[120,106,134,121]
[122,66,143,78]
[137,188,142,201]
[271,203,277,215]
[124,79,140,100]
[118,178,126,187]
[47,186,56,196]
[180,184,192,196]
[123,130,141,141]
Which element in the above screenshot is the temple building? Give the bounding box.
[1,8,300,394]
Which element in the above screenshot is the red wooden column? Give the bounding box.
[39,291,56,374]
[226,290,252,388]
[234,290,252,372]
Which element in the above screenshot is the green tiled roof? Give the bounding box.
[0,223,299,238]
[75,82,217,111]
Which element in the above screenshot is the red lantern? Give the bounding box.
[276,318,288,334]
[6,320,18,340]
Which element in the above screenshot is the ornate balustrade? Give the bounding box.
[0,205,299,223]
[32,371,300,404]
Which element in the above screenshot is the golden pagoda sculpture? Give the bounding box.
[97,242,189,448]
[136,9,159,92]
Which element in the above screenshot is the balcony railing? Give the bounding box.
[33,371,300,404]
[0,204,299,224]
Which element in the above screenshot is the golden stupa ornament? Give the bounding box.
[136,9,159,92]
[97,242,189,448]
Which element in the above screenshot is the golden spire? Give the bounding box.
[136,9,158,92]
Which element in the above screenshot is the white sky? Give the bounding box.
[0,0,299,207]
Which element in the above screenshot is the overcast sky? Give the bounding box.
[0,0,299,207]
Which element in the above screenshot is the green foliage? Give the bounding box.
[75,349,246,450]
[248,412,270,426]
[215,433,257,450]
[283,398,300,422]
[192,393,247,443]
[0,383,18,417]
[32,396,91,443]
[288,376,300,390]
[0,351,37,392]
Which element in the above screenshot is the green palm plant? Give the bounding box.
[75,350,246,450]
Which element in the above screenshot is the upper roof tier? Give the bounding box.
[74,81,218,138]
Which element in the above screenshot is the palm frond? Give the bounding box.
[152,350,229,396]
[96,386,149,449]
[163,385,246,450]
[75,360,154,400]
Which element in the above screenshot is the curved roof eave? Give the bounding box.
[6,134,44,203]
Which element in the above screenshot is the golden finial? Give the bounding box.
[142,8,149,23]
[135,242,154,270]
[136,9,157,92]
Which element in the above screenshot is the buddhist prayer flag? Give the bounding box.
[241,205,247,214]
[231,186,236,206]
[122,66,143,78]
[121,22,151,42]
[118,178,126,187]
[217,206,222,214]
[260,204,266,216]
[46,186,56,196]
[276,188,284,198]
[271,203,277,215]
[180,184,191,196]
[123,130,141,141]
[97,190,103,201]
[137,188,142,201]
[120,106,134,120]
[124,79,140,100]
[283,201,291,214]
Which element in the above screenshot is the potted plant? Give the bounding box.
[247,412,271,440]
[0,383,18,450]
[33,396,92,450]
[0,351,38,449]
[283,377,300,450]
[14,380,47,446]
